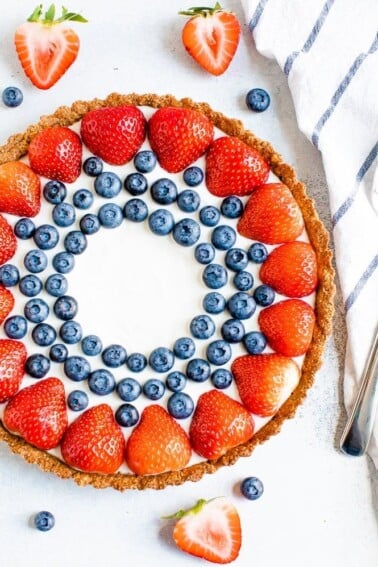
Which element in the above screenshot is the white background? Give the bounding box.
[0,1,377,566]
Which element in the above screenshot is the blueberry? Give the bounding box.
[211,225,236,250]
[73,189,94,209]
[123,199,148,222]
[221,196,244,219]
[67,390,89,411]
[124,172,148,196]
[225,248,249,272]
[43,180,67,205]
[88,369,116,395]
[253,284,275,307]
[98,203,123,228]
[24,250,48,274]
[64,356,91,381]
[80,213,100,235]
[64,231,87,254]
[206,340,232,365]
[33,224,59,250]
[19,275,43,297]
[173,337,195,360]
[233,271,254,291]
[94,171,122,198]
[186,358,211,382]
[32,323,57,346]
[14,218,35,239]
[167,392,194,419]
[116,377,142,402]
[177,189,200,212]
[194,242,215,265]
[190,314,215,340]
[4,316,27,339]
[202,263,228,289]
[115,403,139,427]
[52,202,75,227]
[102,344,127,368]
[203,291,226,314]
[228,292,256,320]
[59,321,82,344]
[183,166,204,187]
[0,264,19,286]
[2,86,23,107]
[240,476,264,499]
[33,511,55,532]
[126,353,147,372]
[211,368,233,389]
[248,242,268,263]
[148,209,174,236]
[149,347,174,373]
[166,371,187,392]
[246,88,270,112]
[53,296,78,320]
[221,319,245,343]
[45,273,68,297]
[143,378,165,400]
[52,251,75,274]
[133,150,157,173]
[49,343,68,363]
[83,156,103,177]
[151,178,178,205]
[243,331,267,354]
[173,218,201,247]
[24,298,49,323]
[81,335,103,356]
[199,205,220,227]
[25,354,50,378]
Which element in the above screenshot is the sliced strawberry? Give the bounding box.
[258,299,316,357]
[189,390,254,460]
[61,404,125,474]
[0,287,15,323]
[169,497,242,564]
[28,127,82,183]
[205,136,269,197]
[0,162,41,217]
[125,405,191,475]
[81,106,146,166]
[232,354,300,417]
[3,377,67,450]
[14,5,87,90]
[0,339,27,403]
[180,4,241,76]
[0,215,17,266]
[148,107,214,173]
[237,183,304,244]
[260,241,318,297]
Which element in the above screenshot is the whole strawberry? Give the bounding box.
[0,339,27,403]
[148,107,214,173]
[3,377,67,450]
[0,215,17,265]
[81,106,146,166]
[205,136,269,197]
[0,286,15,324]
[0,162,41,217]
[28,126,82,183]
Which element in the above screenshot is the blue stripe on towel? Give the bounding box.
[249,0,269,31]
[345,254,378,312]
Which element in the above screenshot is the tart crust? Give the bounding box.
[0,93,335,490]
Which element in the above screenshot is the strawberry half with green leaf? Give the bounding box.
[0,215,17,265]
[0,339,27,404]
[180,3,241,76]
[14,4,87,90]
[0,163,41,218]
[167,497,242,564]
[0,287,15,324]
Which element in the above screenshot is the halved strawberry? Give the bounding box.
[14,4,87,90]
[237,183,304,244]
[61,404,125,474]
[260,241,318,297]
[180,4,241,76]
[0,162,41,217]
[168,497,241,564]
[0,339,27,403]
[189,390,254,460]
[148,107,214,173]
[258,299,316,357]
[232,354,300,417]
[0,287,15,323]
[205,137,270,197]
[81,106,146,166]
[125,405,191,475]
[28,127,82,183]
[3,377,67,450]
[0,215,17,266]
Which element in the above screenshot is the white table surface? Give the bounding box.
[0,1,377,566]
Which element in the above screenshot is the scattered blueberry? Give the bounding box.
[73,189,94,210]
[246,88,270,112]
[225,248,249,272]
[148,209,174,236]
[211,225,236,250]
[133,150,157,173]
[0,264,19,286]
[173,218,201,247]
[248,242,268,263]
[233,271,254,291]
[88,369,116,395]
[202,263,228,289]
[19,275,43,297]
[2,86,23,107]
[203,291,226,314]
[194,242,215,265]
[52,251,75,274]
[79,213,100,235]
[123,198,148,222]
[33,511,55,532]
[24,250,47,274]
[149,347,174,373]
[94,171,122,198]
[240,476,264,499]
[143,378,165,400]
[32,323,57,346]
[64,356,91,381]
[64,231,87,255]
[253,284,275,307]
[183,166,204,187]
[67,390,89,411]
[115,403,139,427]
[25,354,50,378]
[4,316,27,339]
[177,189,200,212]
[53,296,78,321]
[211,368,233,389]
[98,203,123,228]
[166,371,187,392]
[167,392,194,419]
[59,320,82,344]
[49,343,68,363]
[243,331,267,354]
[199,205,220,227]
[45,273,68,297]
[227,292,256,320]
[102,344,127,368]
[24,298,49,323]
[221,196,244,219]
[81,335,103,356]
[151,178,178,205]
[221,319,245,343]
[126,353,147,372]
[116,377,142,402]
[206,340,232,366]
[173,337,195,360]
[14,218,35,239]
[186,358,211,382]
[83,156,103,177]
[190,314,215,339]
[52,202,75,227]
[33,224,59,250]
[124,172,148,196]
[43,180,67,205]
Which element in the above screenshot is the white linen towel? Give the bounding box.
[241,0,378,466]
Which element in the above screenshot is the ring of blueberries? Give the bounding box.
[0,151,276,427]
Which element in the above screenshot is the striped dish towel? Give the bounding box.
[242,0,378,466]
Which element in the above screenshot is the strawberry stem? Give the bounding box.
[26,4,87,24]
[179,2,223,17]
[163,498,210,520]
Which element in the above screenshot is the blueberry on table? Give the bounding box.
[177,189,201,212]
[14,218,35,239]
[33,224,59,250]
[246,88,270,112]
[83,156,103,177]
[64,231,87,254]
[190,314,215,339]
[4,316,28,339]
[33,511,55,531]
[64,356,91,382]
[2,86,23,107]
[102,344,127,368]
[149,347,174,373]
[24,298,49,323]
[148,209,174,236]
[253,285,275,307]
[94,171,122,198]
[98,203,123,228]
[173,218,201,247]
[32,323,57,347]
[202,263,228,289]
[206,340,232,365]
[81,335,103,356]
[225,248,248,272]
[80,213,100,235]
[202,291,226,314]
[221,196,244,219]
[115,403,139,427]
[133,150,157,173]
[167,392,194,419]
[24,250,48,273]
[73,189,94,210]
[186,358,211,382]
[0,264,20,286]
[173,337,195,360]
[143,378,165,400]
[126,353,147,372]
[52,202,75,227]
[183,166,204,187]
[211,368,233,389]
[233,271,254,292]
[195,242,215,265]
[52,251,75,274]
[25,354,50,378]
[88,369,116,395]
[53,296,78,321]
[211,225,236,250]
[243,331,267,354]
[151,178,178,205]
[221,319,245,343]
[67,390,89,411]
[199,205,220,227]
[227,292,256,320]
[166,371,187,392]
[117,378,142,402]
[19,275,43,297]
[248,242,268,263]
[45,274,68,297]
[49,343,68,363]
[43,180,67,204]
[124,198,148,222]
[240,476,264,500]
[59,321,82,344]
[124,172,148,196]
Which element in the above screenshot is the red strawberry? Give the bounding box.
[81,106,146,166]
[125,405,191,475]
[0,287,15,323]
[0,215,17,266]
[28,127,82,183]
[189,390,254,460]
[3,377,67,450]
[237,183,304,244]
[205,136,269,197]
[0,339,27,403]
[180,4,241,76]
[14,4,87,90]
[260,241,318,297]
[148,107,214,173]
[61,404,125,474]
[258,299,316,357]
[0,162,41,217]
[232,354,300,417]
[168,497,241,564]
